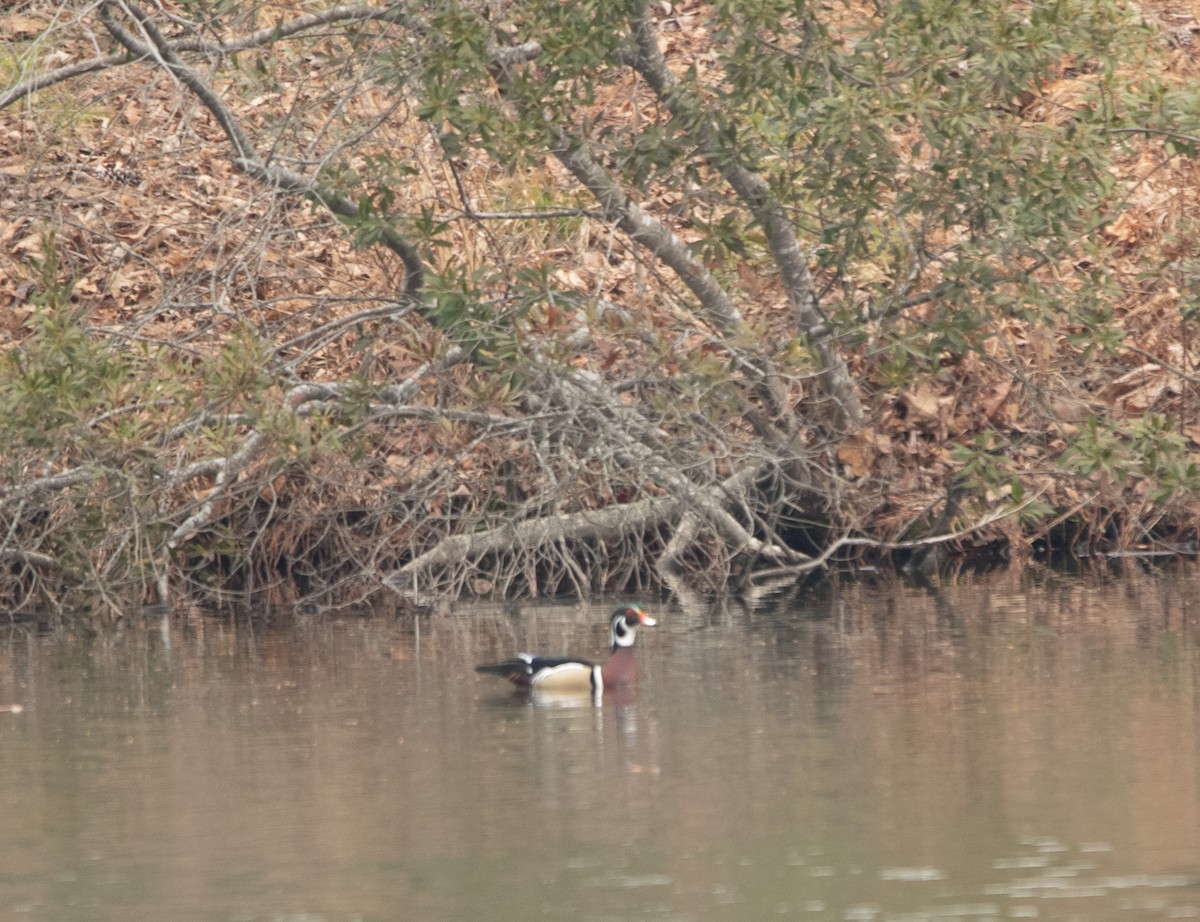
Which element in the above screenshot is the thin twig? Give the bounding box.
[1,3,403,111]
[750,499,1036,581]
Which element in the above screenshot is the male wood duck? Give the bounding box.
[475,605,656,694]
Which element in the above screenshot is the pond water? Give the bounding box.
[2,565,1200,921]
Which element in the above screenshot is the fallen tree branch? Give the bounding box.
[748,499,1035,582]
[165,430,269,553]
[0,465,100,507]
[551,371,801,560]
[384,493,679,598]
[0,548,59,570]
[381,359,812,599]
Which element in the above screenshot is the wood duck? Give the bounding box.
[475,605,656,694]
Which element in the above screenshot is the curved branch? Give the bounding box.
[1,3,403,111]
[488,43,794,437]
[165,430,269,551]
[98,0,424,302]
[0,56,122,112]
[749,499,1035,582]
[101,0,256,159]
[236,158,424,298]
[624,5,863,430]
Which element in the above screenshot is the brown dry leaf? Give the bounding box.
[74,277,101,297]
[1103,210,1143,245]
[901,384,951,424]
[259,474,288,501]
[1040,74,1095,107]
[837,428,878,480]
[580,250,609,274]
[11,233,44,259]
[2,16,47,39]
[0,219,23,249]
[980,380,1013,423]
[1097,362,1177,411]
[113,221,152,243]
[552,267,587,289]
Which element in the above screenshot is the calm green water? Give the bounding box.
[2,566,1200,921]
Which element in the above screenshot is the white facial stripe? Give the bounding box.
[610,614,638,648]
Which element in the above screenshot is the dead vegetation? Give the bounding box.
[2,0,1200,618]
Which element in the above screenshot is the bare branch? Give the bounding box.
[1,3,405,111]
[384,494,679,598]
[554,373,801,559]
[181,3,410,57]
[166,429,269,551]
[101,0,256,160]
[0,466,100,508]
[750,500,1034,582]
[0,549,59,570]
[487,42,795,437]
[235,159,425,299]
[624,4,863,430]
[97,0,425,302]
[0,55,123,112]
